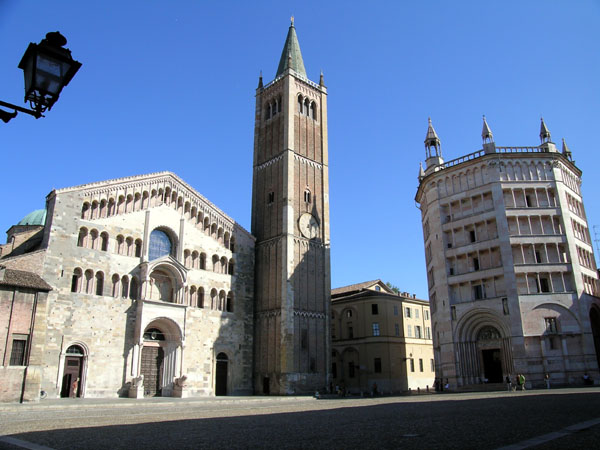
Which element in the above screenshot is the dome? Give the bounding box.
[17,209,47,226]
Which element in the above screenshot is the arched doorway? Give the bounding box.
[215,353,228,396]
[141,328,165,397]
[477,326,503,383]
[590,307,600,371]
[60,345,85,398]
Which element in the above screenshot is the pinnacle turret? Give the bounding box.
[540,117,551,143]
[482,115,494,143]
[562,138,572,160]
[424,117,442,159]
[275,18,307,78]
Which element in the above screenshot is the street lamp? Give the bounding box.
[0,31,81,123]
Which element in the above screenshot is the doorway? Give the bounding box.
[60,345,84,398]
[141,346,164,397]
[215,353,228,396]
[482,349,503,383]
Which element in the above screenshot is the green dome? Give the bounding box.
[18,209,47,226]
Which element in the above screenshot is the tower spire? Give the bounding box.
[540,117,551,143]
[562,138,572,160]
[425,117,442,159]
[482,115,494,143]
[275,19,307,78]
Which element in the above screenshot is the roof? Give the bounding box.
[17,209,47,226]
[0,266,52,291]
[275,19,307,78]
[332,279,392,297]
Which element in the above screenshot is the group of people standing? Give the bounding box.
[505,373,527,391]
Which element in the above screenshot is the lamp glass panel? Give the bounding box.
[35,54,64,95]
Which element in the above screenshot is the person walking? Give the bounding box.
[544,372,550,389]
[518,373,526,391]
[505,375,512,391]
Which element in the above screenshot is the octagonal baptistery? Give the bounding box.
[415,118,600,390]
[1,171,254,398]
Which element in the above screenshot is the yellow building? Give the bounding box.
[331,280,434,394]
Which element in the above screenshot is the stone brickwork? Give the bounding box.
[2,171,254,400]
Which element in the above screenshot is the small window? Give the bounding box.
[9,338,27,366]
[539,277,551,293]
[419,358,424,372]
[268,192,275,204]
[346,310,352,318]
[394,323,400,336]
[410,358,415,372]
[470,230,476,243]
[415,325,422,338]
[375,285,381,291]
[374,358,382,373]
[405,307,411,318]
[407,325,412,337]
[148,229,172,261]
[545,317,558,334]
[424,310,429,320]
[372,323,380,336]
[431,358,435,372]
[502,297,509,315]
[371,304,379,315]
[535,251,542,263]
[473,257,480,271]
[301,329,308,350]
[347,325,353,339]
[451,306,456,320]
[393,305,398,316]
[304,189,311,204]
[415,309,419,319]
[473,284,484,300]
[143,328,165,341]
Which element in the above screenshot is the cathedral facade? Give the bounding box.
[0,21,331,401]
[416,117,600,389]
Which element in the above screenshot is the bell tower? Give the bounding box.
[251,19,331,394]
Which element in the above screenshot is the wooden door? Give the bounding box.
[141,346,164,397]
[61,357,82,397]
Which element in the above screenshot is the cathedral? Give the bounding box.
[0,20,331,401]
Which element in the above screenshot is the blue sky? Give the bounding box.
[0,1,598,299]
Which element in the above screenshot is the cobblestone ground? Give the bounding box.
[0,388,599,449]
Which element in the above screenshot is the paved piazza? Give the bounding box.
[1,388,599,449]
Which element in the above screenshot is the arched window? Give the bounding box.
[77,227,88,247]
[126,237,134,256]
[100,232,109,251]
[212,255,220,273]
[90,202,98,219]
[304,98,310,116]
[278,96,282,113]
[134,239,142,258]
[107,198,116,217]
[198,287,205,308]
[184,202,191,219]
[84,269,94,294]
[111,274,120,297]
[117,196,125,214]
[143,328,165,341]
[81,202,90,220]
[219,290,226,311]
[184,250,191,268]
[211,224,217,239]
[224,232,231,249]
[221,256,228,273]
[130,277,139,300]
[142,191,149,209]
[95,272,104,296]
[125,194,133,213]
[311,102,317,120]
[218,228,224,244]
[189,286,197,306]
[149,229,173,261]
[115,235,124,255]
[90,229,99,249]
[210,289,218,309]
[192,251,199,269]
[226,292,234,312]
[71,268,82,293]
[228,259,235,276]
[230,237,235,253]
[204,217,211,234]
[100,199,107,218]
[298,95,303,114]
[121,276,129,298]
[200,253,207,270]
[304,189,311,204]
[134,192,141,211]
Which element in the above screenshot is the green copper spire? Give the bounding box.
[276,17,307,78]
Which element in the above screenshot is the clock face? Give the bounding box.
[298,213,319,239]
